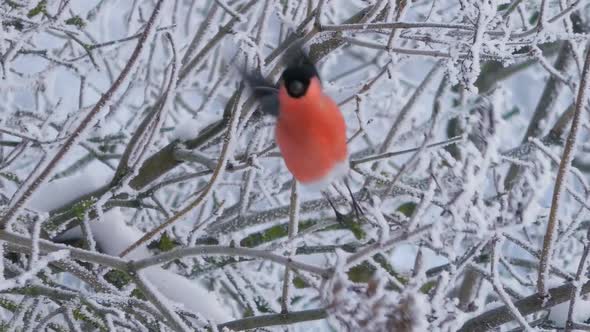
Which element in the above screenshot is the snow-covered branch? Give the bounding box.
[0,0,589,330]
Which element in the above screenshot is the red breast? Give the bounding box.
[275,77,348,184]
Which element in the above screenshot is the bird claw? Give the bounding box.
[344,181,364,219]
[324,183,364,224]
[325,195,346,223]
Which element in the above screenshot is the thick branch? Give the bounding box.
[218,308,327,331]
[130,245,330,277]
[458,279,590,331]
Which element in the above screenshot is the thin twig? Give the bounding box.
[281,181,299,313]
[320,21,472,31]
[218,308,327,331]
[0,230,128,271]
[565,230,590,332]
[490,236,532,330]
[0,0,165,229]
[351,136,464,166]
[458,278,590,331]
[131,244,329,276]
[119,86,244,257]
[345,224,432,267]
[538,43,590,296]
[133,272,189,331]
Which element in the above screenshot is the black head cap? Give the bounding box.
[281,51,320,98]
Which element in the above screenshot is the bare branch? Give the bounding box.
[538,42,590,296]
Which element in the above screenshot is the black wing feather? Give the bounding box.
[241,69,280,117]
[239,40,319,117]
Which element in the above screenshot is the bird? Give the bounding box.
[242,48,363,219]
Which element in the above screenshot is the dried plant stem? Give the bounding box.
[352,136,463,166]
[345,224,432,267]
[490,237,532,330]
[487,0,583,38]
[538,44,590,296]
[321,21,471,31]
[0,230,128,271]
[133,272,189,331]
[180,3,218,67]
[565,232,590,332]
[281,181,299,313]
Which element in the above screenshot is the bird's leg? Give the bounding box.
[322,191,346,224]
[344,178,364,219]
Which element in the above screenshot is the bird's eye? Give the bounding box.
[288,80,305,97]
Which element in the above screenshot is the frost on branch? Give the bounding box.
[0,0,589,331]
[325,252,430,331]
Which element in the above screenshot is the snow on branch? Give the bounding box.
[0,0,589,330]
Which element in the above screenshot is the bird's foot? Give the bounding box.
[323,187,364,224]
[344,181,364,219]
[323,194,344,223]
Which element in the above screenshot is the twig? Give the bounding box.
[338,59,392,106]
[501,0,525,19]
[33,307,65,332]
[320,21,472,31]
[314,0,326,28]
[178,0,257,83]
[365,61,443,189]
[213,0,242,20]
[504,43,571,189]
[351,136,463,166]
[503,232,572,280]
[537,0,549,31]
[490,236,533,330]
[379,61,442,156]
[0,230,127,270]
[531,45,572,88]
[116,32,179,186]
[538,43,590,296]
[173,148,217,170]
[181,4,218,66]
[565,230,590,332]
[281,181,299,313]
[0,0,165,229]
[218,308,327,331]
[119,86,244,257]
[130,245,329,277]
[133,271,190,331]
[458,278,590,331]
[488,0,584,39]
[345,224,432,267]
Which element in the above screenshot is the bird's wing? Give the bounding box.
[241,70,280,117]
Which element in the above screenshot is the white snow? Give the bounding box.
[2,0,589,330]
[548,296,590,327]
[31,168,233,323]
